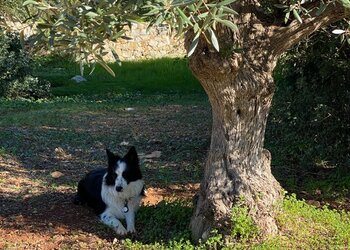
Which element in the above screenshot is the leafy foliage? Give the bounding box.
[266,24,350,198]
[231,203,259,241]
[136,200,192,243]
[274,0,328,24]
[2,75,51,99]
[14,0,238,68]
[9,0,348,75]
[269,24,350,169]
[143,0,239,56]
[0,0,24,15]
[0,31,51,99]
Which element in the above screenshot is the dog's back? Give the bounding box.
[74,168,107,215]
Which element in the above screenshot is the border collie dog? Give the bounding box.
[74,146,144,235]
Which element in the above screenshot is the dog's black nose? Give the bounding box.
[116,186,123,192]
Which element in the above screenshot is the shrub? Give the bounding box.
[268,23,350,173]
[0,31,51,99]
[2,75,51,99]
[0,0,23,15]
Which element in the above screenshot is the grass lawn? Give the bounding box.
[0,57,349,249]
[37,57,204,97]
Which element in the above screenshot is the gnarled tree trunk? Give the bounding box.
[186,2,349,242]
[189,44,282,241]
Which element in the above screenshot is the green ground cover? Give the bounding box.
[0,57,349,249]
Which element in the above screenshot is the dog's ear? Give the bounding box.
[124,146,139,167]
[106,149,120,167]
[105,149,120,185]
[106,149,115,167]
[123,146,142,182]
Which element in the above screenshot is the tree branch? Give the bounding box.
[270,2,350,57]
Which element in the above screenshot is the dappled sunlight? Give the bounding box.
[0,155,47,196]
[143,184,200,206]
[0,97,210,248]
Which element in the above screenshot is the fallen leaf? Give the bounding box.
[144,151,161,158]
[51,171,64,178]
[54,147,72,160]
[120,141,130,146]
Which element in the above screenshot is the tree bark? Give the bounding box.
[188,46,282,241]
[186,2,350,242]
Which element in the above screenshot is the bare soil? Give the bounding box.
[1,103,348,249]
[0,104,209,249]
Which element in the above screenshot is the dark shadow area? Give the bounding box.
[0,101,206,246]
[266,40,350,208]
[0,192,114,238]
[0,191,193,244]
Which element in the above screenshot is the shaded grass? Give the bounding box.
[136,200,192,244]
[1,56,349,249]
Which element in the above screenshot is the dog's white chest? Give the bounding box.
[101,179,144,219]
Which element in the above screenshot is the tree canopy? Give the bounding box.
[1,0,349,75]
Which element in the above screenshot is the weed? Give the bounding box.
[136,200,192,244]
[257,194,350,249]
[231,204,259,242]
[0,146,7,156]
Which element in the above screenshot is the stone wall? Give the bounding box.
[6,21,186,61]
[104,23,186,61]
[7,21,186,61]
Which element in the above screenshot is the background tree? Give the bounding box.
[4,0,349,242]
[271,22,350,176]
[0,31,51,99]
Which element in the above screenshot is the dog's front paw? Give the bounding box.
[127,227,136,234]
[115,225,128,235]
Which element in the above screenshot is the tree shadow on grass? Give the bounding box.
[0,190,193,245]
[0,191,116,240]
[133,200,193,244]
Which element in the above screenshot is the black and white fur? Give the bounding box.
[74,146,144,235]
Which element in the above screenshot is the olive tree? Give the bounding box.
[8,0,350,242]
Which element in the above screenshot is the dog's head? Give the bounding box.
[105,146,142,192]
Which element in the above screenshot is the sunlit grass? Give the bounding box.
[35,56,203,96]
[0,57,349,249]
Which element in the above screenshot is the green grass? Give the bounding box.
[259,195,350,249]
[1,56,349,249]
[35,57,204,96]
[118,195,350,249]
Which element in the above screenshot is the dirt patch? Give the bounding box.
[0,162,199,250]
[0,104,208,249]
[1,102,348,249]
[143,184,199,205]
